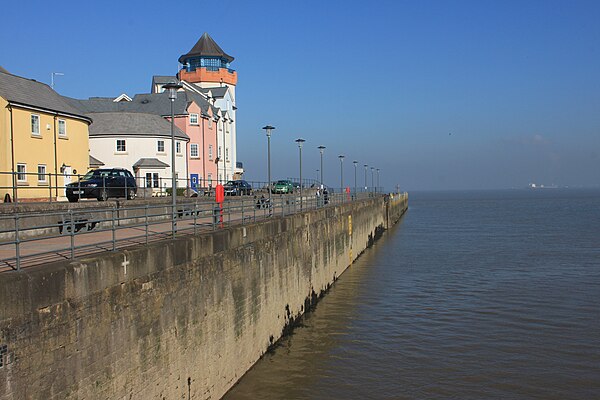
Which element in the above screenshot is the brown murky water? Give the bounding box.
[223,189,600,400]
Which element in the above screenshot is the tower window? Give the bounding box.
[190,144,199,158]
[190,113,199,125]
[157,140,165,153]
[116,140,126,152]
[58,119,67,137]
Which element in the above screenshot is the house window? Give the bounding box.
[58,119,66,137]
[31,114,40,135]
[219,121,223,131]
[190,143,199,158]
[37,165,47,183]
[225,148,229,161]
[17,164,26,182]
[146,173,159,188]
[190,113,199,125]
[208,173,212,186]
[218,146,222,157]
[157,140,165,152]
[208,119,212,129]
[226,122,230,133]
[176,142,181,154]
[116,140,126,152]
[208,145,213,160]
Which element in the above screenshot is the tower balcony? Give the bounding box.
[179,67,237,86]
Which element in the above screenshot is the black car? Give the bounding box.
[223,180,253,196]
[66,168,137,202]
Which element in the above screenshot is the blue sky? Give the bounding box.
[2,0,599,190]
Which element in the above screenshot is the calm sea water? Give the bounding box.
[223,189,600,400]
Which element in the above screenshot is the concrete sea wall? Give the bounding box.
[0,194,407,399]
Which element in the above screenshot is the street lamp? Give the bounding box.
[222,118,227,184]
[376,168,380,193]
[364,164,368,191]
[262,125,275,203]
[295,138,306,209]
[164,81,183,237]
[316,169,319,183]
[338,155,345,195]
[353,161,358,198]
[371,167,375,193]
[318,145,326,185]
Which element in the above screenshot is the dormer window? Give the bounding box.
[190,113,199,125]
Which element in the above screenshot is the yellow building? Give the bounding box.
[0,68,91,201]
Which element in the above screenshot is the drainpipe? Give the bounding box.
[201,114,206,186]
[8,105,16,202]
[53,115,58,199]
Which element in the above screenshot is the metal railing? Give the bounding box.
[0,189,386,272]
[0,170,384,204]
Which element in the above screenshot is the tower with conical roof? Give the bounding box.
[178,33,237,91]
[178,33,240,182]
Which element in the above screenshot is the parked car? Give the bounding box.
[223,180,253,196]
[66,168,137,202]
[272,179,294,194]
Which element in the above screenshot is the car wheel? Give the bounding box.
[67,196,78,203]
[126,189,136,200]
[97,189,108,201]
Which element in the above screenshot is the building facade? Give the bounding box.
[0,69,91,201]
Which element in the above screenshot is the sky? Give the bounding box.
[2,0,600,191]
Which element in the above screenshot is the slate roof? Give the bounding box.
[0,66,9,74]
[87,112,189,140]
[152,76,178,85]
[132,158,170,169]
[201,86,228,99]
[71,89,220,119]
[0,70,91,122]
[179,33,234,64]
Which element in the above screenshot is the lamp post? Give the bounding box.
[338,155,345,196]
[376,168,380,193]
[316,169,319,183]
[262,125,275,203]
[163,81,183,236]
[371,167,375,193]
[353,160,358,198]
[222,118,227,184]
[295,138,305,209]
[364,164,368,192]
[318,145,326,185]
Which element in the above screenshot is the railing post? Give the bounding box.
[193,201,198,235]
[14,213,20,271]
[69,209,75,260]
[48,173,52,203]
[145,203,149,245]
[111,205,116,251]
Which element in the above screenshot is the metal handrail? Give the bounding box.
[0,190,397,272]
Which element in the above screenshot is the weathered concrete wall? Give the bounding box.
[0,194,407,400]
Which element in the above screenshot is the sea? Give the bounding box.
[223,189,600,400]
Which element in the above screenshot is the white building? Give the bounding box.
[87,112,189,193]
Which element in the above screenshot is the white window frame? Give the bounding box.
[157,140,165,153]
[37,164,47,183]
[190,113,199,125]
[17,164,27,182]
[116,139,126,152]
[208,145,213,160]
[176,141,181,154]
[31,114,40,136]
[218,146,222,157]
[58,119,67,137]
[190,143,199,158]
[225,148,229,161]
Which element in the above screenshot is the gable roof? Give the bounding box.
[0,70,91,122]
[178,33,234,64]
[87,112,189,140]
